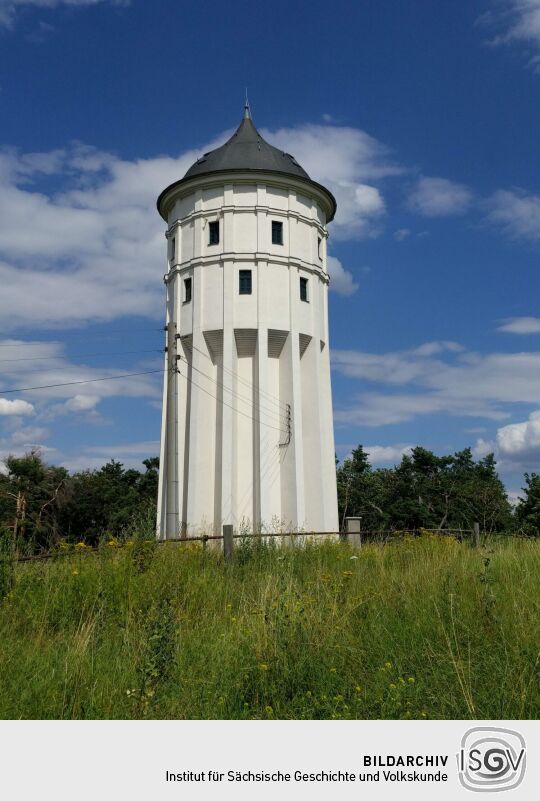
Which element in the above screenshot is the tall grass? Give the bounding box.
[0,534,538,719]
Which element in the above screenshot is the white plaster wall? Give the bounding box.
[157,172,337,538]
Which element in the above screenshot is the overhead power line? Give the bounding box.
[0,327,163,349]
[189,341,289,413]
[183,358,287,427]
[0,369,163,395]
[0,348,163,364]
[176,364,287,435]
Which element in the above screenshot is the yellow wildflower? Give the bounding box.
[258,663,269,671]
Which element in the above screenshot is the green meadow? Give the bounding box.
[0,534,538,720]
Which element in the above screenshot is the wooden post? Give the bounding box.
[345,517,362,548]
[223,524,234,561]
[473,522,480,548]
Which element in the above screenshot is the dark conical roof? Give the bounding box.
[182,105,310,181]
[157,105,336,221]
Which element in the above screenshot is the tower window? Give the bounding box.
[184,277,192,303]
[170,236,176,261]
[271,220,283,245]
[208,220,220,245]
[239,269,252,295]
[317,237,322,259]
[300,277,308,302]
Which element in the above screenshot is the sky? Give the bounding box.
[0,0,540,499]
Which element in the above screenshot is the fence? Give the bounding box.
[3,520,492,566]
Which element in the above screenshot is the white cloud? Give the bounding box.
[496,410,540,460]
[327,255,359,296]
[408,176,473,217]
[471,409,540,472]
[364,444,413,465]
[487,0,540,69]
[9,425,49,444]
[332,341,540,426]
[0,338,161,425]
[498,316,540,334]
[0,123,402,330]
[263,123,401,239]
[0,398,34,415]
[63,394,100,412]
[0,0,129,29]
[393,228,410,241]
[58,440,159,472]
[486,189,540,240]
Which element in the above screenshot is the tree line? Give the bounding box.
[0,445,539,551]
[337,445,540,534]
[0,449,158,552]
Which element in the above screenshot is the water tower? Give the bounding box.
[156,104,339,537]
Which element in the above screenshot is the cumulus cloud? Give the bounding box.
[496,410,540,460]
[264,123,401,239]
[486,0,540,70]
[408,176,473,217]
[0,0,128,29]
[332,341,540,426]
[472,409,540,472]
[486,189,540,240]
[327,255,358,296]
[364,444,413,465]
[0,398,34,415]
[0,338,161,421]
[9,425,49,444]
[0,123,403,329]
[497,316,540,334]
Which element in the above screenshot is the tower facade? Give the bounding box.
[156,106,339,537]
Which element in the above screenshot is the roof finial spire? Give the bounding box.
[244,88,251,120]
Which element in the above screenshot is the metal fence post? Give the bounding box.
[345,517,362,548]
[473,522,480,548]
[223,524,234,560]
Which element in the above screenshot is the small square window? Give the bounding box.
[271,220,283,245]
[239,269,252,295]
[184,277,192,303]
[208,220,219,245]
[300,276,308,302]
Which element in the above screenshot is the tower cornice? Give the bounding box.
[157,170,336,224]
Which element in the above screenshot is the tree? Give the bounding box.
[515,473,540,533]
[0,449,68,551]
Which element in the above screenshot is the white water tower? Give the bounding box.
[156,104,339,537]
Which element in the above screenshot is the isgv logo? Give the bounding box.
[458,727,526,793]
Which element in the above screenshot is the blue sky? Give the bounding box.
[1,0,540,499]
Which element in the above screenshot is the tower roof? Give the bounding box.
[183,103,310,182]
[157,105,336,222]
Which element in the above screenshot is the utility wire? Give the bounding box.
[186,359,281,423]
[189,341,290,413]
[181,356,287,427]
[176,365,287,435]
[0,348,163,364]
[0,369,163,395]
[0,328,163,349]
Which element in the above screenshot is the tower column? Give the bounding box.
[221,259,235,528]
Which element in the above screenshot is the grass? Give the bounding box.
[0,533,538,719]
